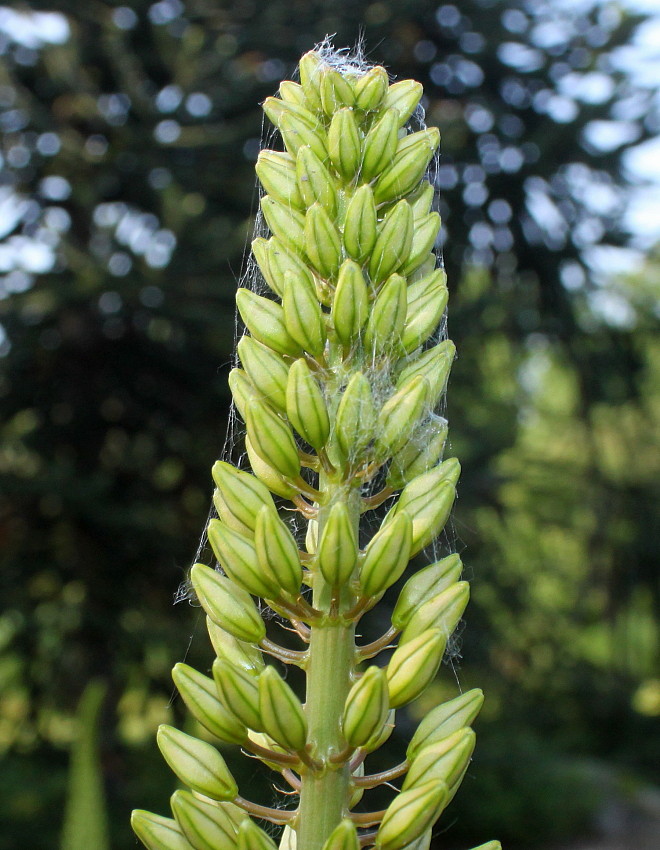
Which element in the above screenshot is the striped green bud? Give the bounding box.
[407,689,484,761]
[364,273,407,354]
[368,201,414,283]
[386,628,446,707]
[208,518,278,598]
[245,434,298,500]
[320,68,356,114]
[471,843,502,850]
[256,150,305,212]
[375,780,448,850]
[245,400,301,481]
[322,819,360,850]
[262,96,318,132]
[298,51,324,112]
[228,368,258,421]
[246,730,292,772]
[395,460,460,554]
[304,202,342,279]
[398,832,431,850]
[332,259,369,346]
[206,618,264,677]
[359,512,413,598]
[382,79,424,126]
[279,80,306,106]
[236,289,301,357]
[401,271,448,354]
[258,665,307,752]
[282,274,326,357]
[354,66,389,112]
[335,372,376,459]
[361,109,399,182]
[252,236,315,298]
[400,212,441,277]
[401,581,469,644]
[261,195,306,256]
[237,336,289,413]
[373,128,440,206]
[343,184,378,263]
[375,376,430,458]
[392,554,463,631]
[387,422,448,490]
[171,790,241,850]
[237,819,278,850]
[212,460,276,537]
[317,501,358,586]
[157,725,238,801]
[213,659,263,732]
[279,112,329,162]
[403,728,475,792]
[172,663,248,745]
[328,108,361,180]
[296,145,338,215]
[396,340,455,406]
[131,810,192,850]
[343,666,389,748]
[286,359,330,450]
[410,181,435,219]
[255,505,302,596]
[191,563,266,644]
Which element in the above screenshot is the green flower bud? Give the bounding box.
[236,289,301,357]
[401,581,469,644]
[252,236,316,298]
[382,79,424,126]
[171,790,239,850]
[373,128,440,206]
[237,336,289,413]
[237,818,278,850]
[403,728,476,792]
[398,831,431,850]
[228,368,258,421]
[328,108,361,181]
[401,272,448,354]
[368,201,414,284]
[354,66,389,111]
[409,181,435,219]
[245,400,301,481]
[375,375,431,458]
[363,273,407,354]
[262,96,318,132]
[213,659,263,732]
[470,843,502,850]
[191,563,266,644]
[332,259,369,346]
[208,518,278,598]
[387,420,448,491]
[375,780,448,850]
[256,150,305,212]
[298,51,324,111]
[258,666,308,752]
[394,460,459,554]
[131,810,192,850]
[261,195,306,256]
[317,501,358,586]
[400,213,441,277]
[206,618,265,677]
[322,819,360,850]
[343,184,378,263]
[279,113,329,162]
[359,512,413,598]
[392,554,462,631]
[255,505,303,597]
[335,372,376,459]
[279,80,306,106]
[282,274,327,357]
[172,663,248,745]
[296,145,338,215]
[361,109,399,183]
[286,358,330,450]
[364,707,396,753]
[386,628,446,707]
[245,434,298,500]
[157,725,238,801]
[304,202,342,279]
[343,666,389,748]
[212,460,276,538]
[320,68,356,114]
[407,689,484,761]
[396,340,455,406]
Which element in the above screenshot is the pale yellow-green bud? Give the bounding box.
[258,666,308,752]
[320,68,356,114]
[171,790,240,850]
[245,400,301,481]
[282,274,327,357]
[131,810,192,850]
[368,200,413,283]
[386,628,446,707]
[382,79,424,126]
[392,554,462,631]
[245,434,298,500]
[191,563,266,644]
[328,108,362,181]
[361,108,399,182]
[172,663,248,745]
[343,184,378,263]
[237,818,279,850]
[212,460,276,537]
[395,459,460,554]
[363,273,407,354]
[342,666,389,748]
[254,505,303,597]
[206,618,264,677]
[410,181,435,219]
[279,112,329,162]
[401,272,448,353]
[262,95,317,131]
[228,368,259,421]
[400,212,441,277]
[304,202,342,279]
[407,689,484,761]
[236,288,301,357]
[213,659,264,732]
[401,581,470,644]
[354,65,389,111]
[396,340,456,408]
[207,518,278,598]
[321,819,360,850]
[296,145,338,215]
[359,512,413,598]
[279,80,306,106]
[373,128,440,205]
[261,195,306,256]
[375,779,448,850]
[157,725,238,801]
[335,372,376,458]
[403,728,476,792]
[375,375,431,458]
[471,843,502,850]
[332,259,369,346]
[298,51,324,111]
[286,358,330,450]
[316,501,358,586]
[237,335,289,413]
[252,235,315,298]
[256,150,305,212]
[387,421,448,490]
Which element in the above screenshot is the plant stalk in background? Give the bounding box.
[132,47,500,850]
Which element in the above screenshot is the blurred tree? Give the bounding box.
[0,1,658,848]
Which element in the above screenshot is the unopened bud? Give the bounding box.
[261,195,306,257]
[252,236,316,299]
[245,434,298,500]
[374,128,440,206]
[157,725,238,801]
[396,340,455,407]
[403,728,476,793]
[359,512,413,598]
[401,272,448,354]
[279,112,329,162]
[256,150,305,212]
[298,51,324,112]
[382,79,423,126]
[236,289,301,358]
[286,358,330,450]
[368,201,413,284]
[354,66,389,112]
[237,336,289,413]
[279,81,306,106]
[131,810,190,850]
[322,819,360,850]
[304,202,342,279]
[335,372,376,459]
[343,666,390,748]
[332,259,369,346]
[407,689,484,761]
[282,274,326,358]
[171,790,240,850]
[296,145,338,215]
[262,96,317,132]
[387,421,448,490]
[237,818,278,850]
[375,375,430,458]
[361,109,399,182]
[401,581,469,644]
[375,779,448,850]
[208,518,277,598]
[255,505,302,597]
[386,628,446,707]
[206,618,264,677]
[213,659,263,732]
[320,68,356,114]
[258,666,307,752]
[172,663,247,745]
[317,501,359,587]
[212,461,276,537]
[328,108,361,181]
[392,554,462,631]
[343,185,378,263]
[410,181,435,219]
[245,400,301,482]
[363,273,407,354]
[400,212,441,277]
[191,563,266,644]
